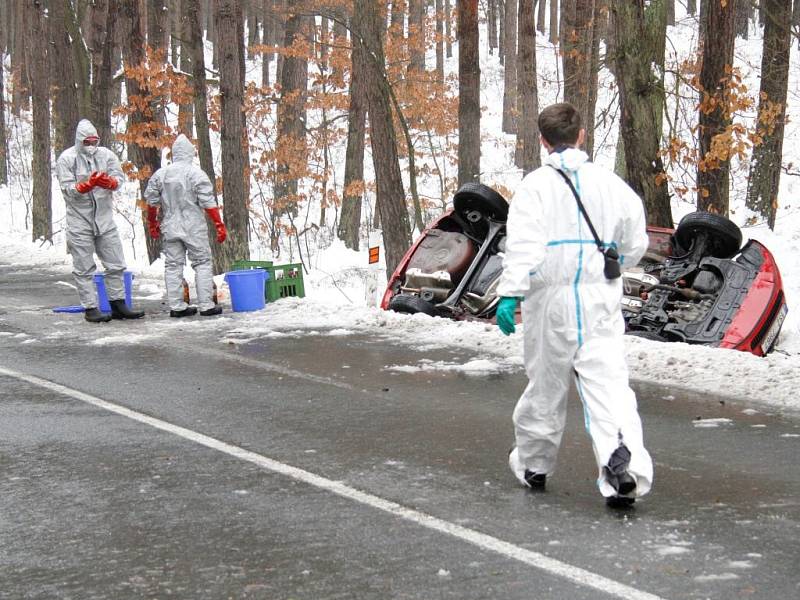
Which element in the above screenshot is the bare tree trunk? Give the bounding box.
[697,0,736,215]
[338,24,368,251]
[550,0,559,44]
[435,0,445,81]
[356,0,412,277]
[89,0,117,147]
[666,0,675,27]
[458,0,480,184]
[0,48,7,184]
[687,0,696,17]
[148,0,169,51]
[538,0,547,33]
[274,13,309,239]
[50,0,82,155]
[735,0,749,39]
[261,0,272,86]
[178,9,194,136]
[517,0,541,174]
[186,0,224,272]
[408,0,426,74]
[502,0,518,134]
[214,0,250,267]
[391,0,406,31]
[562,0,596,155]
[65,0,92,118]
[793,0,800,50]
[498,0,505,64]
[11,0,30,116]
[445,0,453,57]
[746,0,791,229]
[489,0,498,53]
[170,0,182,66]
[611,0,671,227]
[122,0,162,263]
[28,0,53,242]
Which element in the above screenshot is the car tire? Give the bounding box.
[675,211,742,258]
[387,294,438,316]
[627,330,669,342]
[453,182,509,222]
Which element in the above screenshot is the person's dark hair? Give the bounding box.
[537,103,582,149]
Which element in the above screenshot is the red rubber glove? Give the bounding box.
[75,176,95,194]
[146,205,160,239]
[90,171,119,190]
[205,207,227,243]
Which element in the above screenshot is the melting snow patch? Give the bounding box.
[780,433,800,438]
[693,418,734,428]
[727,560,755,569]
[324,328,355,336]
[91,334,161,346]
[654,545,692,556]
[741,408,759,415]
[385,358,506,374]
[694,573,740,582]
[437,569,451,578]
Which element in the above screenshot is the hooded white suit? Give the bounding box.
[145,135,218,311]
[55,119,127,309]
[498,148,653,499]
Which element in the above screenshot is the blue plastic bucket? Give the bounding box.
[225,269,269,312]
[94,271,134,313]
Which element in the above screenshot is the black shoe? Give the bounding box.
[523,470,546,490]
[170,307,198,318]
[110,299,145,320]
[200,305,223,316]
[84,307,112,323]
[606,495,636,509]
[604,444,637,496]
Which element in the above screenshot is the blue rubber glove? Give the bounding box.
[496,296,520,336]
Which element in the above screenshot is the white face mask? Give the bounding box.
[85,146,98,157]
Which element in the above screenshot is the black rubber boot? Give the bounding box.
[200,305,223,317]
[604,444,637,496]
[523,470,546,491]
[110,299,145,320]
[170,306,198,318]
[84,307,112,323]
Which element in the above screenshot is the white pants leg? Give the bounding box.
[574,326,653,498]
[163,239,188,310]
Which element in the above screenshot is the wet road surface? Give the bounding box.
[1,263,799,599]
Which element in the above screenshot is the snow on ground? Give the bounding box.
[2,7,800,416]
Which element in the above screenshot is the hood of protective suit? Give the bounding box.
[74,119,99,155]
[544,147,588,173]
[172,134,195,163]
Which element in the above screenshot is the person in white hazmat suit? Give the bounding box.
[55,119,145,323]
[144,134,227,317]
[495,103,653,508]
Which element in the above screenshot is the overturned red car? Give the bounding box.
[382,183,787,356]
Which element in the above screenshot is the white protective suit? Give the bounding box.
[498,147,653,498]
[55,120,127,309]
[144,135,217,311]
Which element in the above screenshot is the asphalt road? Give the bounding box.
[1,262,799,600]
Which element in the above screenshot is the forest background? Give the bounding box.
[1,0,799,297]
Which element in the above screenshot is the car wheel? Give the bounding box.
[675,211,742,258]
[627,330,669,342]
[387,294,438,316]
[453,182,509,222]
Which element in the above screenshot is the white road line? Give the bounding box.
[0,365,668,600]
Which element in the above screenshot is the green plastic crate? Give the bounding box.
[231,260,273,271]
[230,260,304,302]
[265,263,305,301]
